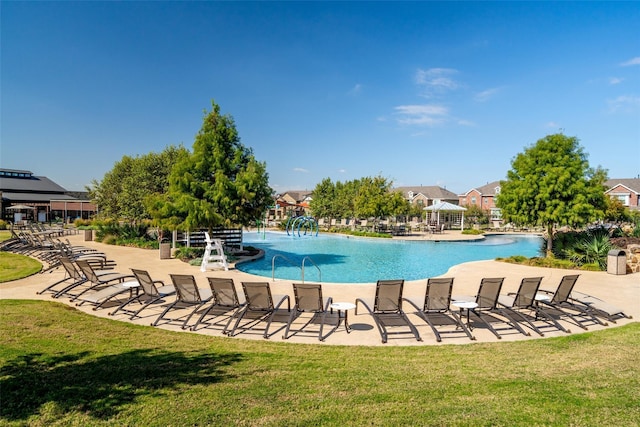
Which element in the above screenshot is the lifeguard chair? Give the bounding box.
[200,232,229,272]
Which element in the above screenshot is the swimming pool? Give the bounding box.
[237,231,543,283]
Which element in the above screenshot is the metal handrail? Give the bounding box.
[271,254,301,281]
[271,254,322,283]
[301,256,321,283]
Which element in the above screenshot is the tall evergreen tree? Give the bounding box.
[156,101,272,232]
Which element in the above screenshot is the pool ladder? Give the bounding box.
[271,255,321,283]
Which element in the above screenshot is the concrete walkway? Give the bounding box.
[1,232,637,346]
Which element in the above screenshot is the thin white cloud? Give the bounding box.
[293,167,309,173]
[394,104,448,126]
[609,77,624,85]
[457,119,475,127]
[338,169,347,174]
[620,57,640,67]
[607,95,640,113]
[545,121,561,129]
[348,84,362,96]
[415,68,459,97]
[474,87,502,102]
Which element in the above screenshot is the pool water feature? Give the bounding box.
[238,231,543,283]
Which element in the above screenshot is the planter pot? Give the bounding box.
[84,229,93,241]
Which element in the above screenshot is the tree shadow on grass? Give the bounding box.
[0,348,243,422]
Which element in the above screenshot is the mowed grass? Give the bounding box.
[1,300,638,427]
[0,230,12,242]
[0,252,41,282]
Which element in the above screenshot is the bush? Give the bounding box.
[173,246,205,262]
[540,226,614,271]
[497,255,578,269]
[462,229,484,235]
[73,218,93,228]
[92,220,157,249]
[101,234,118,245]
[0,220,8,230]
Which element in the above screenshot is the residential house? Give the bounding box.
[458,181,503,227]
[268,191,312,223]
[396,185,459,210]
[605,178,640,211]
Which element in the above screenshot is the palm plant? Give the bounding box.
[563,227,613,270]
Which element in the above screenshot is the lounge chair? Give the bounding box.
[355,279,422,344]
[72,260,137,310]
[190,278,244,332]
[537,275,608,330]
[153,274,213,329]
[497,277,548,336]
[64,258,133,302]
[109,269,176,319]
[74,279,139,311]
[226,282,290,338]
[456,277,529,339]
[568,290,633,323]
[404,278,475,342]
[282,283,336,341]
[38,256,88,297]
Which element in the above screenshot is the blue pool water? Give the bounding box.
[237,231,543,283]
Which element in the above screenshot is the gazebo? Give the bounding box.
[424,202,467,231]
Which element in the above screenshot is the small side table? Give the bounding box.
[330,302,356,333]
[451,300,478,329]
[535,293,551,303]
[121,280,140,298]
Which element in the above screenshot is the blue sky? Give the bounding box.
[2,2,639,195]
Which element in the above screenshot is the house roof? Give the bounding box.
[1,192,77,202]
[605,178,640,194]
[396,186,459,200]
[276,191,312,203]
[0,175,68,193]
[460,180,501,197]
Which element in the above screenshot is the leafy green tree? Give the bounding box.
[334,179,359,219]
[353,176,394,220]
[604,196,629,224]
[496,133,607,255]
[88,145,188,221]
[309,178,337,226]
[153,101,272,233]
[463,205,489,226]
[387,190,410,222]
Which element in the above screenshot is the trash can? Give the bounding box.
[607,249,627,275]
[83,229,93,241]
[159,242,171,259]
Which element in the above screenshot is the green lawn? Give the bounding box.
[1,300,638,426]
[0,252,42,282]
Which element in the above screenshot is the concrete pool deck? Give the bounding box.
[1,231,637,346]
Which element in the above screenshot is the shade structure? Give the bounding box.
[6,204,35,210]
[424,202,467,230]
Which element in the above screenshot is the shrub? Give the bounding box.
[73,218,93,228]
[101,234,118,245]
[0,220,8,230]
[562,227,612,270]
[174,246,205,261]
[93,220,156,248]
[462,229,484,235]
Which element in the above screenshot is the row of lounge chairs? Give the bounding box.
[2,228,115,273]
[38,256,632,343]
[360,274,631,343]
